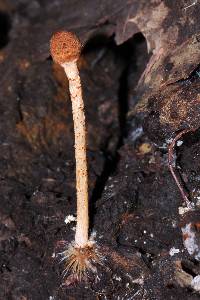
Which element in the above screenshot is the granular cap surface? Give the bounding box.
[50,31,81,64]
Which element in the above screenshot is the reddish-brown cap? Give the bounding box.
[50,31,81,65]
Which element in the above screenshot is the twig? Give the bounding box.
[168,128,197,209]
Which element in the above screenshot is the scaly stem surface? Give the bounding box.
[63,61,89,247]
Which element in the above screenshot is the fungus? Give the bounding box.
[50,31,101,280]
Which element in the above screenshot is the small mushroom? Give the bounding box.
[50,31,101,280]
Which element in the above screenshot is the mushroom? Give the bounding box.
[50,31,101,280]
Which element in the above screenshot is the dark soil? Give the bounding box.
[0,1,200,299]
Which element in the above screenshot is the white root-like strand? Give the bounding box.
[58,241,101,280]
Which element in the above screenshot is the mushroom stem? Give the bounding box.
[62,61,88,247]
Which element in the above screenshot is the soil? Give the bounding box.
[0,1,200,299]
